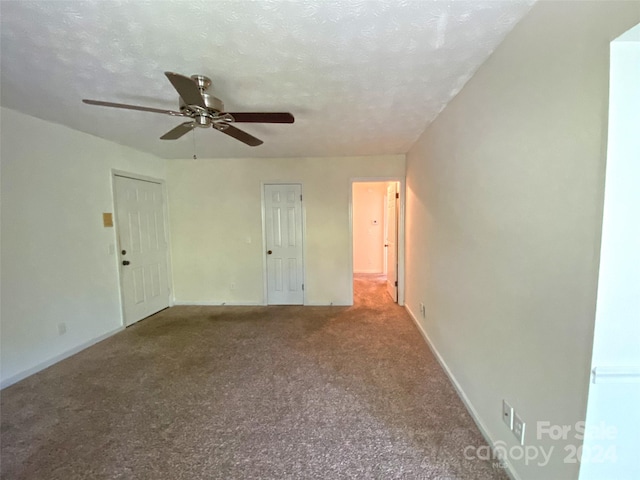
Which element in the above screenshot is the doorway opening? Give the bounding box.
[350,178,404,306]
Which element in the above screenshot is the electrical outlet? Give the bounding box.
[502,400,513,430]
[57,322,67,335]
[513,412,526,445]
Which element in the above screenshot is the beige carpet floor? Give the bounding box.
[1,274,507,480]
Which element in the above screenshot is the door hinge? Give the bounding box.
[302,284,305,291]
[395,192,399,199]
[300,194,303,201]
[395,281,398,287]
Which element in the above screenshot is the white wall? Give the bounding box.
[352,182,386,274]
[580,25,640,480]
[0,107,167,386]
[167,155,404,306]
[404,2,639,480]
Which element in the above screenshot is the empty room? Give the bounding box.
[1,1,638,479]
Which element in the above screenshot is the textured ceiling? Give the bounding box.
[0,0,534,159]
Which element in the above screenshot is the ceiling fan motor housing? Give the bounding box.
[178,75,226,128]
[179,91,224,113]
[179,75,224,113]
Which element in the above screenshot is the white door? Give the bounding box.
[264,184,304,305]
[114,175,171,325]
[385,182,398,302]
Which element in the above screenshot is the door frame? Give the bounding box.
[261,182,307,305]
[111,169,174,326]
[349,177,405,306]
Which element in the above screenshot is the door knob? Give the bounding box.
[267,250,272,255]
[121,250,127,255]
[122,260,130,266]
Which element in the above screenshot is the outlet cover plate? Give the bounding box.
[502,400,513,430]
[513,412,526,445]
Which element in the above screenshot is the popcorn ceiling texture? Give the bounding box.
[0,1,534,159]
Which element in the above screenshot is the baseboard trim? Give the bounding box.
[304,302,352,306]
[172,301,353,307]
[172,301,265,306]
[1,326,125,390]
[404,305,521,480]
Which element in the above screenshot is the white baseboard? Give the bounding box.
[172,301,265,306]
[1,326,125,390]
[303,302,352,306]
[404,305,521,480]
[173,300,352,307]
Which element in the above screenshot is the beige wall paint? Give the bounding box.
[167,155,404,306]
[404,3,639,480]
[352,182,386,274]
[0,107,167,386]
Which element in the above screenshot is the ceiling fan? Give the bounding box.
[82,72,294,146]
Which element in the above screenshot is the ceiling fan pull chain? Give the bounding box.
[192,128,197,160]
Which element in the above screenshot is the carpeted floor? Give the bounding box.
[1,274,507,480]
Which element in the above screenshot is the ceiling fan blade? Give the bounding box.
[225,112,295,123]
[83,99,184,116]
[160,122,196,140]
[164,72,205,108]
[217,124,263,146]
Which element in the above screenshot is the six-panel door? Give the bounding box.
[264,184,304,305]
[114,175,171,325]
